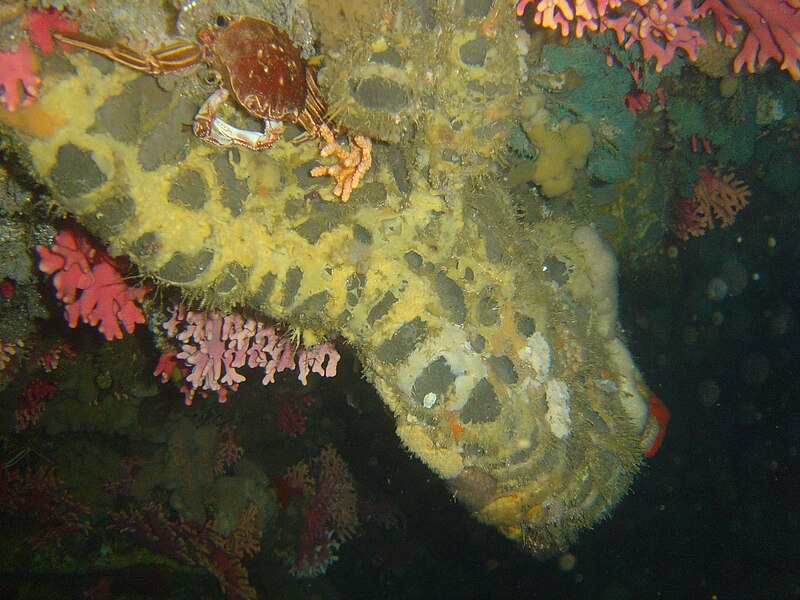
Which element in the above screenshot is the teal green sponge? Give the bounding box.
[541,39,636,183]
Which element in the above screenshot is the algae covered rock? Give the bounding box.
[1,0,661,555]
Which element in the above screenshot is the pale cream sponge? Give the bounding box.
[572,224,649,432]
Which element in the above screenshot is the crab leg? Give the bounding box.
[296,67,332,140]
[52,31,202,74]
[193,87,285,151]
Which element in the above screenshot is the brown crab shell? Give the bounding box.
[207,16,308,123]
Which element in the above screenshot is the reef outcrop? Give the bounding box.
[1,0,659,554]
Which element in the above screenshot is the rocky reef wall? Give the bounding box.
[1,0,659,554]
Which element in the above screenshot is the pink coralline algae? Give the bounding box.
[516,0,606,37]
[37,229,148,341]
[109,502,261,600]
[623,88,652,114]
[518,0,704,70]
[699,0,800,80]
[37,342,75,372]
[158,306,340,404]
[604,0,704,71]
[26,7,80,55]
[0,41,41,112]
[517,0,800,77]
[15,378,57,432]
[0,7,78,111]
[276,394,316,437]
[0,338,22,373]
[286,445,360,578]
[214,423,245,476]
[672,165,751,239]
[0,464,91,548]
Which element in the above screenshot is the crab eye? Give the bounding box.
[215,14,230,27]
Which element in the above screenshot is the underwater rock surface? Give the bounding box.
[1,0,659,554]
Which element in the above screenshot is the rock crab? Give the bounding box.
[54,15,371,201]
